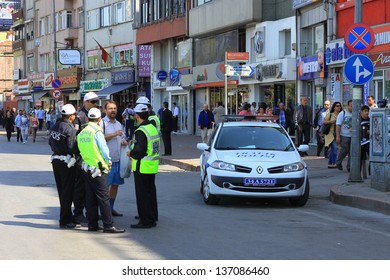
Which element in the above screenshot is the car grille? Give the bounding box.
[268,166,284,173]
[235,165,252,173]
[211,175,305,193]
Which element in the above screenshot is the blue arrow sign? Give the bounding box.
[226,65,255,77]
[344,54,374,85]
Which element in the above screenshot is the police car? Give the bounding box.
[197,115,310,206]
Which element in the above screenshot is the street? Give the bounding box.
[0,135,390,260]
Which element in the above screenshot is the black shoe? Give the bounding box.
[134,215,140,220]
[347,167,350,172]
[131,222,156,229]
[73,215,86,224]
[336,164,343,171]
[59,223,77,229]
[88,226,103,231]
[112,210,123,217]
[103,226,126,233]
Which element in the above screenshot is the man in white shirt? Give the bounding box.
[102,101,128,216]
[172,102,179,133]
[336,100,353,172]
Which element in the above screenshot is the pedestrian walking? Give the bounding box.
[294,95,313,156]
[49,104,78,229]
[129,104,160,229]
[102,101,128,217]
[77,108,125,233]
[314,100,331,157]
[161,101,173,156]
[122,103,135,140]
[72,91,100,224]
[198,103,215,144]
[336,100,353,172]
[29,112,39,142]
[172,102,179,132]
[20,110,29,144]
[14,110,22,142]
[4,110,14,141]
[323,102,342,168]
[212,101,225,125]
[37,106,46,130]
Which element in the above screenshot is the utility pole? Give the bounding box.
[348,0,363,182]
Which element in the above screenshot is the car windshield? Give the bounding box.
[214,126,294,151]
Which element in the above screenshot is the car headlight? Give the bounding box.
[282,162,305,172]
[211,160,236,171]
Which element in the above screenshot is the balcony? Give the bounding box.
[13,39,25,53]
[57,28,79,41]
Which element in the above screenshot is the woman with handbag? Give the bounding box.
[323,102,342,168]
[29,112,39,143]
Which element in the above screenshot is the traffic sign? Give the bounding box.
[344,23,375,54]
[226,65,255,77]
[52,89,62,99]
[344,54,374,85]
[52,79,61,89]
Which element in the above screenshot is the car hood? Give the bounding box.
[213,150,302,165]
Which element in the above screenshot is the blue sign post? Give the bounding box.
[344,54,374,85]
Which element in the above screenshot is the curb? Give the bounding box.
[330,184,390,215]
[159,158,200,172]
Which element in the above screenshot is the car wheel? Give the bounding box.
[289,179,310,207]
[202,172,219,205]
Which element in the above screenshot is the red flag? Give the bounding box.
[94,39,109,63]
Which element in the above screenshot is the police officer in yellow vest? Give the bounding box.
[130,104,160,228]
[77,108,125,233]
[135,96,160,133]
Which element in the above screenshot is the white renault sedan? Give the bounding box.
[197,115,310,206]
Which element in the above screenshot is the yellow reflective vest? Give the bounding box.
[77,122,109,170]
[132,123,160,174]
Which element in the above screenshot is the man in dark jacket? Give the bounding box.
[161,101,173,156]
[198,103,215,143]
[294,95,313,156]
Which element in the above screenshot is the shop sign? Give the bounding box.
[138,45,151,78]
[18,79,29,94]
[80,79,109,93]
[157,70,168,81]
[297,52,326,80]
[370,51,390,68]
[44,73,55,90]
[57,67,82,89]
[169,69,180,86]
[325,40,355,66]
[193,63,239,85]
[111,69,135,84]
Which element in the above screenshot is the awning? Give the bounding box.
[96,83,136,100]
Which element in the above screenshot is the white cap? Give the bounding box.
[84,91,99,102]
[88,108,101,119]
[61,104,76,115]
[134,104,149,113]
[136,96,150,105]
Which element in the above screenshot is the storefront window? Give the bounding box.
[114,44,134,67]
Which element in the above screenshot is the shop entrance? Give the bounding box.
[171,92,189,134]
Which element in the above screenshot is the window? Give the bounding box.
[27,55,34,73]
[39,53,50,72]
[78,8,84,27]
[114,43,134,67]
[100,6,111,27]
[87,9,99,30]
[40,16,51,35]
[301,24,324,57]
[194,0,212,7]
[114,1,126,23]
[39,19,44,36]
[141,0,150,24]
[279,29,291,57]
[87,50,99,70]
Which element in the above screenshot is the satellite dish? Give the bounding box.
[34,38,41,47]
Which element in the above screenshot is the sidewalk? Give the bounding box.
[1,127,390,215]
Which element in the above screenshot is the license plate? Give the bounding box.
[244,178,276,186]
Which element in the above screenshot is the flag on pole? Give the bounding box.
[93,38,110,63]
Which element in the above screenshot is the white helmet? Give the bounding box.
[88,108,101,119]
[136,96,150,105]
[60,104,76,115]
